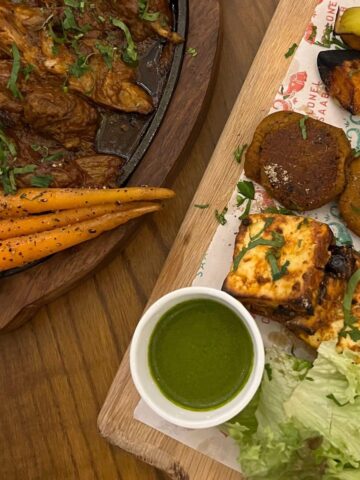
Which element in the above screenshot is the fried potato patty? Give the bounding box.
[244,111,351,210]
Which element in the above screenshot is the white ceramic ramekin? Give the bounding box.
[130,286,264,429]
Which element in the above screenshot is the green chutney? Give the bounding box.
[148,298,254,411]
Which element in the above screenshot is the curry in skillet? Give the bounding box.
[0,0,182,193]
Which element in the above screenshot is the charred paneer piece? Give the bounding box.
[222,214,333,317]
[285,246,355,349]
[244,111,351,211]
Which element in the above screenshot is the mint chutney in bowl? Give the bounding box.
[130,287,264,429]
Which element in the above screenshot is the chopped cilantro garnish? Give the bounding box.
[96,43,115,69]
[138,0,160,21]
[112,18,138,66]
[308,25,317,42]
[297,217,309,229]
[233,218,277,271]
[7,43,23,100]
[234,144,248,163]
[30,175,53,188]
[237,180,254,220]
[237,180,255,199]
[285,43,298,58]
[315,24,346,49]
[266,249,290,281]
[194,204,209,209]
[0,128,40,194]
[42,152,65,163]
[64,0,80,7]
[262,206,296,215]
[69,54,92,77]
[22,63,34,82]
[299,115,309,140]
[233,230,284,271]
[186,47,198,57]
[339,269,360,342]
[13,165,37,175]
[215,206,228,225]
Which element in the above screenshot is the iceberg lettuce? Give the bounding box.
[226,342,360,479]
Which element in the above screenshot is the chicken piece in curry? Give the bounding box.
[0,0,182,192]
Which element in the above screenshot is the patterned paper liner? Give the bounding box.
[134,0,360,472]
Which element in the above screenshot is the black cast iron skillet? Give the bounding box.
[0,0,187,279]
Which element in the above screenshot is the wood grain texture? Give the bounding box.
[0,1,278,479]
[0,0,220,333]
[99,0,318,478]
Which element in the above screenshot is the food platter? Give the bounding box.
[98,0,360,478]
[0,0,220,331]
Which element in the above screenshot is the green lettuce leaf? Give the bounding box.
[285,341,360,464]
[226,343,360,479]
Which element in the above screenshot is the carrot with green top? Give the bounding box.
[0,203,161,271]
[0,187,175,218]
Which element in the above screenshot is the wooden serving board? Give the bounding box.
[0,0,220,332]
[98,0,319,478]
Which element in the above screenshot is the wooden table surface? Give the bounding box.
[0,1,278,478]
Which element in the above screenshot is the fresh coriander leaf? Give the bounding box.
[98,15,105,23]
[292,357,312,372]
[23,63,34,82]
[138,0,160,21]
[0,130,16,157]
[186,47,198,57]
[234,144,248,163]
[112,18,138,66]
[266,250,290,281]
[297,217,309,230]
[349,328,360,342]
[64,0,79,7]
[7,43,23,100]
[236,195,246,207]
[250,217,275,242]
[96,42,115,69]
[13,165,37,175]
[237,180,255,199]
[215,206,228,225]
[42,151,65,163]
[194,204,209,209]
[315,23,347,49]
[308,24,317,42]
[233,228,283,271]
[262,206,296,215]
[342,269,360,328]
[30,175,53,187]
[69,54,92,77]
[285,43,297,58]
[299,115,309,140]
[238,199,252,220]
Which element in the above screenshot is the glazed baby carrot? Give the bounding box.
[0,203,161,271]
[0,202,156,240]
[0,187,175,218]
